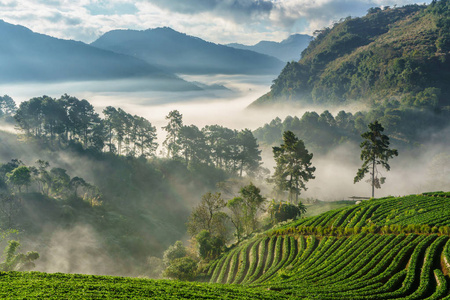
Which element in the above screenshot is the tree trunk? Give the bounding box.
[372,157,375,198]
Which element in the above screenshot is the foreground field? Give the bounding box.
[1,193,449,299]
[0,271,286,299]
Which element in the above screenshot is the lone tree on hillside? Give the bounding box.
[162,110,183,158]
[271,131,315,203]
[354,120,398,198]
[186,192,227,240]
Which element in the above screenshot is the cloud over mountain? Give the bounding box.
[0,0,427,45]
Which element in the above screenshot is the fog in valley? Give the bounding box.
[1,75,449,277]
[1,75,448,200]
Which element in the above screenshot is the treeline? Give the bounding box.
[162,110,262,177]
[12,95,262,177]
[14,94,157,157]
[254,102,450,151]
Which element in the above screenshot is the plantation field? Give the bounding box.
[206,233,450,299]
[203,193,450,299]
[279,192,450,234]
[1,193,450,299]
[0,271,286,299]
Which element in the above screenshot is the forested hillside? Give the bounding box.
[252,1,450,109]
[0,94,264,276]
[254,105,450,153]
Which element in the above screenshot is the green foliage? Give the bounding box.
[227,197,246,241]
[253,2,450,109]
[0,240,39,271]
[162,110,183,158]
[187,192,227,239]
[354,120,398,197]
[0,95,17,122]
[196,230,225,260]
[269,200,307,223]
[271,131,315,202]
[238,183,266,236]
[163,257,198,281]
[14,95,157,157]
[6,166,31,193]
[163,241,187,267]
[254,106,450,156]
[201,192,450,299]
[0,272,286,299]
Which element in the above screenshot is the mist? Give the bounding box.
[1,74,449,278]
[2,74,447,201]
[1,75,368,146]
[32,225,118,275]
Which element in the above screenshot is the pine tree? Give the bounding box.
[354,120,398,198]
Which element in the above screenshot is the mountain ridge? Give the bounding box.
[91,27,285,75]
[0,20,198,91]
[227,33,312,62]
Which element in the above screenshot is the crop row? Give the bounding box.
[0,271,290,299]
[205,233,450,299]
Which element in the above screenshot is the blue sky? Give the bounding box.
[0,0,428,44]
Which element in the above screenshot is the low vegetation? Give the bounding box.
[1,192,449,299]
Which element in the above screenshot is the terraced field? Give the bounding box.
[291,192,450,229]
[203,192,450,299]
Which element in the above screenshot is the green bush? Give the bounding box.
[163,257,198,281]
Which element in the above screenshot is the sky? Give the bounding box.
[0,0,429,45]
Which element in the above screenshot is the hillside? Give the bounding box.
[0,126,228,276]
[252,1,450,109]
[0,20,197,90]
[2,193,449,299]
[90,27,285,75]
[227,34,312,62]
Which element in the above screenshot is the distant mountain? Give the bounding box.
[251,2,450,108]
[0,20,197,90]
[227,34,312,62]
[91,27,285,75]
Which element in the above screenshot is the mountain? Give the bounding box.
[251,2,450,109]
[91,27,285,75]
[227,34,312,62]
[0,20,197,90]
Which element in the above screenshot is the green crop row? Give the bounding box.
[270,223,450,237]
[0,271,289,299]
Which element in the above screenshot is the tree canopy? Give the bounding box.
[271,131,315,203]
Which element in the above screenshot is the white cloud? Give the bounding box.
[0,0,431,45]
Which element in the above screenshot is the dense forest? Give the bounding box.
[12,95,262,177]
[252,0,450,109]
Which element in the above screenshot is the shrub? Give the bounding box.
[163,257,198,281]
